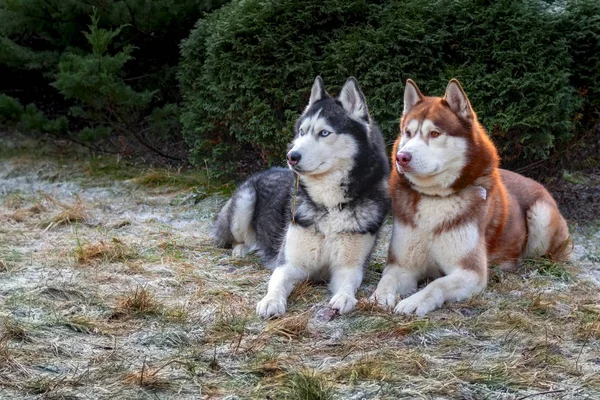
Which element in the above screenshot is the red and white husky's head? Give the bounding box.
[393,79,499,196]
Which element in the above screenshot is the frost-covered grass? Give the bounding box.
[0,143,599,399]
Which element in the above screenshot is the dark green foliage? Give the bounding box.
[51,10,154,145]
[19,104,68,137]
[326,0,578,162]
[179,0,598,172]
[0,94,23,123]
[561,0,600,122]
[179,0,377,170]
[0,94,68,136]
[1,0,598,171]
[0,0,228,158]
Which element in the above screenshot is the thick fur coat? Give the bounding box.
[212,77,390,318]
[371,79,571,316]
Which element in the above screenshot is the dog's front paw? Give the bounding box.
[232,243,249,258]
[394,291,438,316]
[369,290,397,309]
[329,292,357,314]
[256,296,286,318]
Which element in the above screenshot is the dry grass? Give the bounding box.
[265,312,311,340]
[0,317,28,342]
[280,370,333,400]
[115,287,163,317]
[7,203,45,223]
[40,196,89,229]
[206,295,252,343]
[574,315,600,341]
[522,258,574,281]
[75,238,138,264]
[131,169,205,189]
[123,361,173,391]
[0,153,599,399]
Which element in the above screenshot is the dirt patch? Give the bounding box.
[548,167,600,223]
[0,153,599,399]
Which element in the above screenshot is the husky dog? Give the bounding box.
[212,77,390,318]
[371,79,571,316]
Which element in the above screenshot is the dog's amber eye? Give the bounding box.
[404,130,412,137]
[430,131,441,138]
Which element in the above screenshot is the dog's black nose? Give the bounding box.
[287,151,301,166]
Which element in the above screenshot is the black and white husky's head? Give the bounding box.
[287,77,388,205]
[287,77,371,175]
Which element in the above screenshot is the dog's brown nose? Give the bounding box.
[396,152,412,167]
[287,151,301,166]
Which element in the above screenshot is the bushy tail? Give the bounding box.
[211,198,234,248]
[548,215,573,262]
[525,199,572,262]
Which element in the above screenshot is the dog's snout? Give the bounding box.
[287,151,302,166]
[396,151,412,167]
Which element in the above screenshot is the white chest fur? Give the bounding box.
[390,188,484,273]
[283,224,375,279]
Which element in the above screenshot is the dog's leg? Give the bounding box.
[395,230,488,316]
[370,264,420,308]
[230,186,257,257]
[329,266,362,314]
[328,234,377,314]
[370,222,424,308]
[393,268,486,316]
[256,264,308,318]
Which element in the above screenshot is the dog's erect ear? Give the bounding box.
[444,79,473,120]
[308,76,328,106]
[403,79,423,116]
[339,77,369,122]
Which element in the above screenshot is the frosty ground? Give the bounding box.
[0,144,599,399]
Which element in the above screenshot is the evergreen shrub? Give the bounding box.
[180,0,595,172]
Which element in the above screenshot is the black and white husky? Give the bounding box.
[211,77,390,318]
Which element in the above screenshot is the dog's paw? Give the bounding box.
[369,290,397,309]
[232,244,249,258]
[329,292,357,314]
[256,297,286,318]
[393,291,438,316]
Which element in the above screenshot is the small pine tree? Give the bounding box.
[51,9,173,156]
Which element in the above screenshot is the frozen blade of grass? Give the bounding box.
[39,287,86,301]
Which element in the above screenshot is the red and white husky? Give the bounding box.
[371,79,571,316]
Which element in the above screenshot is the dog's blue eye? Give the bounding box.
[299,129,305,136]
[320,130,331,137]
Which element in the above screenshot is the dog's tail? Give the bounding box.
[211,198,234,248]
